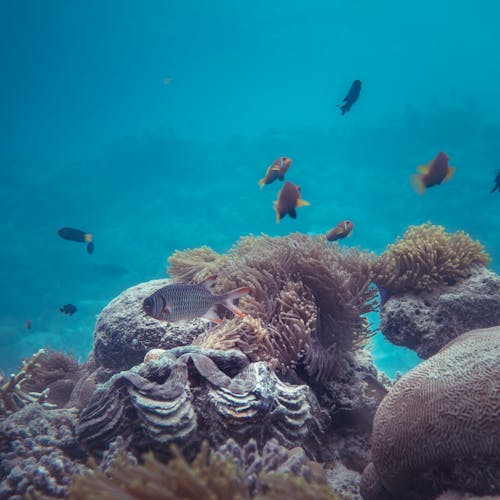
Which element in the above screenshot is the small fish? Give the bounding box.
[60,304,77,315]
[258,156,292,188]
[490,171,500,193]
[25,320,31,330]
[163,77,173,85]
[143,276,250,324]
[337,80,362,115]
[326,220,354,241]
[273,181,310,223]
[57,227,94,254]
[410,152,455,194]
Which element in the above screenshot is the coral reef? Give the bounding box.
[19,349,82,408]
[0,349,55,416]
[360,327,500,500]
[379,266,500,357]
[167,245,228,283]
[93,279,207,371]
[78,346,326,456]
[70,440,340,500]
[372,223,490,295]
[0,403,84,499]
[169,233,377,381]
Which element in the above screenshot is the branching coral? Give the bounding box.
[70,440,340,500]
[0,349,55,416]
[170,233,377,381]
[167,246,227,283]
[372,223,490,294]
[19,349,82,408]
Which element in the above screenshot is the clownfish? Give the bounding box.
[273,181,310,223]
[258,156,292,188]
[410,152,455,194]
[326,220,354,241]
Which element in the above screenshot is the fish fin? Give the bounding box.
[410,174,426,195]
[296,198,310,207]
[202,306,222,324]
[279,174,285,181]
[220,287,250,318]
[417,164,429,174]
[85,233,93,242]
[491,185,499,193]
[289,209,297,218]
[274,202,281,224]
[347,230,353,237]
[258,178,266,188]
[444,166,455,181]
[200,275,217,291]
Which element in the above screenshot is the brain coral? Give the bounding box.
[372,223,490,295]
[168,233,377,381]
[360,326,500,499]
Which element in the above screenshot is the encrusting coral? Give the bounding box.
[168,233,377,381]
[70,440,340,500]
[0,349,55,416]
[372,223,490,295]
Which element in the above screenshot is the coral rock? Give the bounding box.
[0,403,84,499]
[360,327,500,499]
[380,267,500,358]
[93,279,207,371]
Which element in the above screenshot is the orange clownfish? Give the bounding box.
[326,220,354,241]
[410,152,455,194]
[273,181,309,223]
[258,156,292,188]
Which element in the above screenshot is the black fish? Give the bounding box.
[338,79,362,115]
[57,227,94,253]
[60,304,77,315]
[490,171,500,193]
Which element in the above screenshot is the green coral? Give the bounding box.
[70,441,339,500]
[372,223,490,294]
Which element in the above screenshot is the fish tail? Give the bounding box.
[410,174,426,195]
[491,185,499,194]
[85,233,93,243]
[258,178,266,188]
[219,287,250,318]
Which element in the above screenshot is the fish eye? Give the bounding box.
[143,297,154,310]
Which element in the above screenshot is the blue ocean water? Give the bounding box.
[1,1,498,377]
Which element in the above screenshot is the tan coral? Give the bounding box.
[0,349,55,415]
[167,246,227,283]
[169,233,377,381]
[372,223,490,294]
[360,327,500,499]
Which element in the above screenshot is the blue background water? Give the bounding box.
[1,1,498,376]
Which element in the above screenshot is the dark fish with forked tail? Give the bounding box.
[338,80,362,115]
[142,276,250,323]
[57,227,94,254]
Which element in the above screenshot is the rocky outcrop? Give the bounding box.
[360,327,500,500]
[379,267,500,358]
[93,279,207,371]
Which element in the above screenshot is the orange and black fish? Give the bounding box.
[326,220,354,241]
[57,227,94,254]
[410,152,455,194]
[490,171,500,193]
[60,304,77,315]
[143,276,250,324]
[25,320,31,330]
[338,80,361,115]
[273,181,310,223]
[258,156,292,188]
